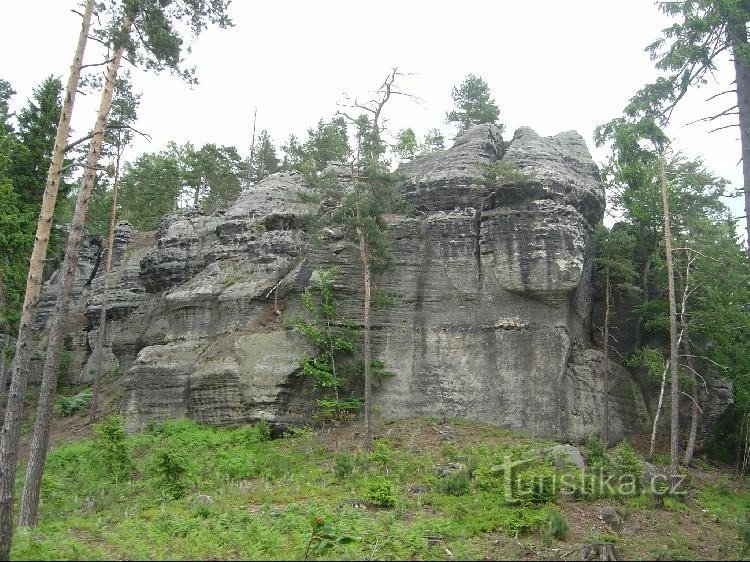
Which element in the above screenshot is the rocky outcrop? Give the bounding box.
[36,124,731,443]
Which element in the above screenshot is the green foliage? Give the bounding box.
[248,129,280,184]
[582,435,607,468]
[540,506,568,542]
[609,441,644,493]
[303,516,358,560]
[626,347,665,381]
[117,140,248,229]
[94,414,133,482]
[740,511,750,555]
[478,160,535,187]
[333,452,354,479]
[97,0,233,86]
[365,477,396,507]
[282,117,351,176]
[0,76,69,331]
[446,74,502,135]
[296,268,362,422]
[8,418,749,560]
[392,128,418,161]
[422,128,445,153]
[625,0,749,125]
[436,470,471,496]
[316,397,362,424]
[55,388,92,417]
[148,447,192,499]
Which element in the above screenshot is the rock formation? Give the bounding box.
[32,124,731,443]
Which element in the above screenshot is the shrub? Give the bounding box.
[609,441,644,494]
[55,388,92,417]
[93,414,132,482]
[540,506,569,542]
[333,452,354,479]
[582,435,607,469]
[437,470,471,496]
[148,447,192,498]
[366,477,396,507]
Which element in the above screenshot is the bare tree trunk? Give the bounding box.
[356,216,373,452]
[18,25,129,528]
[0,334,7,398]
[649,362,669,461]
[90,149,123,423]
[603,268,611,446]
[247,107,257,185]
[728,18,750,252]
[0,3,94,556]
[659,156,680,476]
[682,338,700,466]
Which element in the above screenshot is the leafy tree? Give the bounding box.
[330,68,411,449]
[445,74,502,135]
[596,114,750,469]
[119,150,183,229]
[177,142,247,211]
[627,0,750,249]
[392,128,418,161]
[282,117,351,176]
[295,269,360,423]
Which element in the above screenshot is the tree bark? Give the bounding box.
[728,17,750,252]
[90,148,123,423]
[659,156,680,476]
[603,269,611,446]
[18,22,129,528]
[0,1,94,556]
[682,337,700,467]
[356,216,373,452]
[0,334,7,398]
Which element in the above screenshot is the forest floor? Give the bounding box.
[7,413,750,560]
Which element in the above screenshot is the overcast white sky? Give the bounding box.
[1,0,745,226]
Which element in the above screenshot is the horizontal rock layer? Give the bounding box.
[31,125,731,443]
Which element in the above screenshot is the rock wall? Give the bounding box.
[33,124,729,443]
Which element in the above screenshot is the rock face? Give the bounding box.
[38,124,730,443]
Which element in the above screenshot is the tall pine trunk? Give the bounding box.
[90,148,123,422]
[660,156,680,476]
[356,215,373,452]
[603,268,611,446]
[0,2,94,556]
[18,25,129,528]
[0,334,7,398]
[728,17,750,252]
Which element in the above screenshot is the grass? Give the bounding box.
[8,416,750,560]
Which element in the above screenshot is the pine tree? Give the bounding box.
[445,74,502,135]
[14,0,233,535]
[249,130,279,183]
[628,0,750,250]
[0,2,95,556]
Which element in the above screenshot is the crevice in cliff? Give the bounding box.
[85,238,105,288]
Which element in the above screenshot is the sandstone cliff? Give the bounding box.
[31,124,729,443]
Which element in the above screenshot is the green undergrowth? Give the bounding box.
[9,417,750,560]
